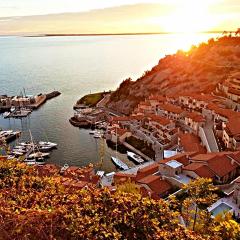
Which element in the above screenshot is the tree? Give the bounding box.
[214,212,240,240]
[182,178,218,232]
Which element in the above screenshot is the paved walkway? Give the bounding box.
[203,119,219,152]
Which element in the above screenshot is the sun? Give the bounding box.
[162,1,218,33]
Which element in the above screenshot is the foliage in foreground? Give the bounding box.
[0,159,239,240]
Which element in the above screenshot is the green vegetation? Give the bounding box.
[126,136,155,159]
[0,159,239,239]
[77,91,108,107]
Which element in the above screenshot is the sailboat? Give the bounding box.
[111,127,129,171]
[24,130,48,165]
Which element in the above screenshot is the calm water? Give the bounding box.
[0,33,217,172]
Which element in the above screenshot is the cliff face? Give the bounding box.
[107,36,240,115]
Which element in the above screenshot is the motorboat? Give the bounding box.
[93,132,102,138]
[39,141,57,148]
[127,151,145,164]
[60,163,69,173]
[28,152,50,159]
[3,112,10,118]
[111,157,129,171]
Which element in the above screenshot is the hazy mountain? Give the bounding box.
[0,3,172,35]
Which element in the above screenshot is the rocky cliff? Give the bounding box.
[107,35,240,115]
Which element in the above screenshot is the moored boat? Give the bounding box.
[127,151,145,164]
[111,156,129,171]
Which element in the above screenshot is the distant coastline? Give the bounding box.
[24,31,223,38]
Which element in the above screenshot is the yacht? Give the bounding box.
[127,151,145,164]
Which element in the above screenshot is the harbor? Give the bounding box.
[0,91,61,118]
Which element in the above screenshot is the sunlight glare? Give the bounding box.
[162,0,218,33]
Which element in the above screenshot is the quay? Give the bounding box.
[0,91,61,117]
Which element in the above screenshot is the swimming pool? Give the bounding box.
[210,203,232,217]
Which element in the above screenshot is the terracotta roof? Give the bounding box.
[190,152,231,162]
[183,163,215,178]
[231,71,240,79]
[179,133,206,153]
[208,155,238,178]
[159,153,191,166]
[228,151,240,165]
[148,95,166,102]
[228,87,240,96]
[114,128,129,136]
[185,112,205,122]
[147,114,171,126]
[138,175,172,196]
[225,118,240,136]
[136,163,159,180]
[114,172,136,184]
[139,101,151,107]
[111,116,131,122]
[158,103,184,114]
[207,103,240,120]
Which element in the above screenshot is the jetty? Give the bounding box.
[0,91,61,118]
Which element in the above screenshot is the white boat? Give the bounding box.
[93,132,102,138]
[10,106,16,112]
[111,157,129,171]
[127,151,145,164]
[7,155,15,160]
[19,142,32,147]
[89,130,97,135]
[60,164,69,173]
[38,145,52,152]
[12,151,24,156]
[3,112,10,118]
[39,141,57,148]
[13,148,27,153]
[28,152,50,159]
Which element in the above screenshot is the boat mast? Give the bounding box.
[115,126,117,158]
[29,129,35,154]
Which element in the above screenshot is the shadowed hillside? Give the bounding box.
[107,34,240,115]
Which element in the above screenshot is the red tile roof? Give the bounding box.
[158,103,184,114]
[185,112,206,122]
[114,173,136,184]
[160,153,189,166]
[148,95,166,102]
[179,133,206,154]
[138,175,172,196]
[225,118,240,136]
[183,163,214,178]
[147,114,171,126]
[190,152,238,178]
[207,103,240,120]
[208,155,238,178]
[228,151,240,165]
[136,163,159,180]
[228,87,240,96]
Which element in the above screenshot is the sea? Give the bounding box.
[0,33,218,172]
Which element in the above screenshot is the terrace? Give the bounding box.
[208,197,240,218]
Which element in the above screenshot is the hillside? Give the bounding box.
[107,34,240,115]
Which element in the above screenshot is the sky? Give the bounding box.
[0,0,239,35]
